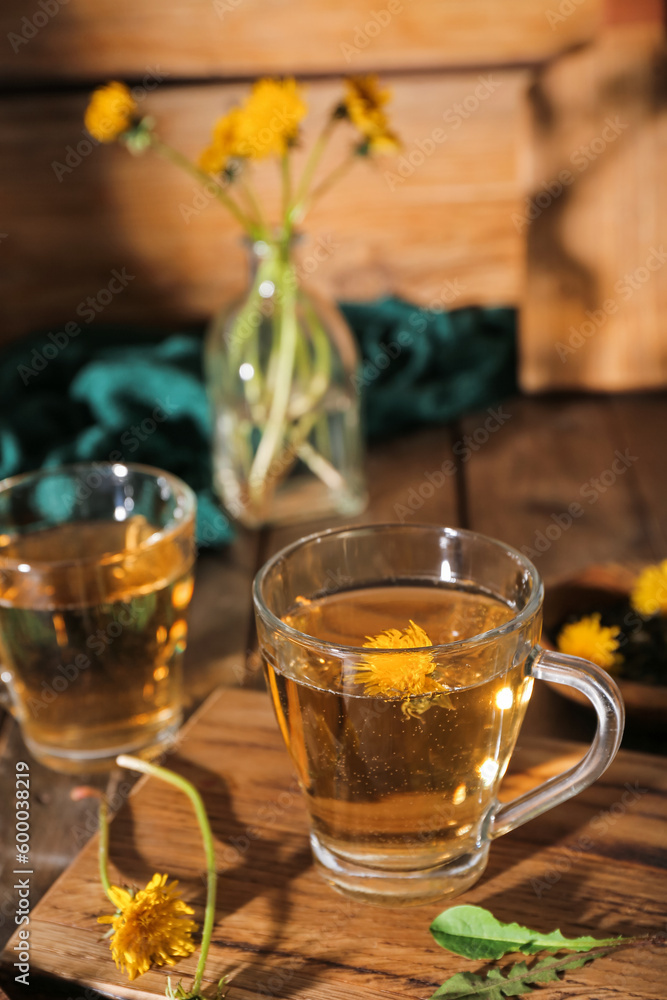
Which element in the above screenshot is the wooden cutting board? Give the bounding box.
[2,688,666,999]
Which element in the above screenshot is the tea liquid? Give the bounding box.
[0,518,193,770]
[265,585,532,869]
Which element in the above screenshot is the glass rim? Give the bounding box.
[0,462,197,572]
[253,523,544,658]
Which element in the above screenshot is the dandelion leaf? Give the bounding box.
[430,952,602,999]
[430,904,625,960]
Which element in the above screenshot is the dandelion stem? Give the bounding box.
[98,799,114,902]
[301,153,357,215]
[246,253,299,501]
[238,173,270,234]
[291,118,336,223]
[281,152,292,232]
[116,755,218,997]
[151,138,259,235]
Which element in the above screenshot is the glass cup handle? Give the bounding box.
[489,646,625,840]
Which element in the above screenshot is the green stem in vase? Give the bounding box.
[295,438,346,491]
[301,297,334,403]
[285,304,345,493]
[224,233,350,517]
[247,251,299,505]
[281,153,292,227]
[227,253,271,373]
[242,253,345,508]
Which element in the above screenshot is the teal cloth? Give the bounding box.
[0,328,231,546]
[0,299,516,545]
[341,298,516,440]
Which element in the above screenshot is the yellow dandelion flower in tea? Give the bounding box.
[98,873,197,981]
[354,620,450,710]
[85,81,137,143]
[235,78,307,159]
[630,560,667,617]
[557,613,621,671]
[199,108,244,173]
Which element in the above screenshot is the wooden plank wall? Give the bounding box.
[3,0,666,391]
[1,74,529,338]
[520,20,667,391]
[0,0,603,347]
[0,0,603,81]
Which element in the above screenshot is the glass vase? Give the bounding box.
[204,236,367,528]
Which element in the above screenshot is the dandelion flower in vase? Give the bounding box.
[85,82,138,143]
[198,109,244,175]
[236,77,307,158]
[85,73,402,527]
[342,75,402,153]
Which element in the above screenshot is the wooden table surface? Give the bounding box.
[3,686,667,1000]
[1,391,666,999]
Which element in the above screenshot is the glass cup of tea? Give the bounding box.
[253,524,624,906]
[0,463,196,773]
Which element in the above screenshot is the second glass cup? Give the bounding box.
[253,524,624,906]
[0,463,196,773]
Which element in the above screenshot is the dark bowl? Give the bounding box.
[542,563,667,725]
